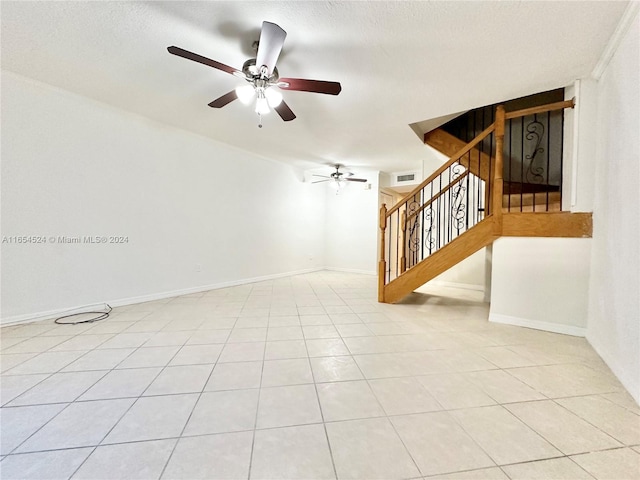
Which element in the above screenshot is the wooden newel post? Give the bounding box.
[378,204,387,303]
[493,105,506,233]
[399,211,407,274]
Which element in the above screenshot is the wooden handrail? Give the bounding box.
[386,122,496,217]
[505,98,575,120]
[405,170,470,223]
[378,203,387,302]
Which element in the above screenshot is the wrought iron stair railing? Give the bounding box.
[379,99,575,303]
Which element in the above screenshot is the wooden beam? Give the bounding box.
[424,129,491,181]
[502,212,592,238]
[505,98,575,120]
[382,219,497,304]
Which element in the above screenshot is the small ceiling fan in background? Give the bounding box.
[312,165,367,192]
[168,21,342,127]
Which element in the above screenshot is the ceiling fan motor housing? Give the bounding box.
[242,59,279,82]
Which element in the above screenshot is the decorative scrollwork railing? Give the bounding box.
[381,123,497,284]
[504,100,570,213]
[378,99,574,302]
[524,117,546,184]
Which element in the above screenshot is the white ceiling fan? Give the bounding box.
[312,165,367,192]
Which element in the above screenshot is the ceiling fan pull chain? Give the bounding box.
[258,113,263,129]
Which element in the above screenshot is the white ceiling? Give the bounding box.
[1,1,627,173]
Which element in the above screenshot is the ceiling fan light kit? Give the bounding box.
[168,21,342,127]
[312,165,368,194]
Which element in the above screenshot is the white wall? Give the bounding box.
[489,237,591,336]
[1,71,326,323]
[423,144,448,178]
[324,173,379,275]
[430,248,486,291]
[480,7,640,403]
[586,11,640,402]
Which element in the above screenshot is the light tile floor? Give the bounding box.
[1,272,639,480]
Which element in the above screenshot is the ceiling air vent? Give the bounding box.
[390,170,421,187]
[397,173,415,182]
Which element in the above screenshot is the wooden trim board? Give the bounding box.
[383,218,497,304]
[424,129,491,181]
[502,212,592,238]
[381,211,592,303]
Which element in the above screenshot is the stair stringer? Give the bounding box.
[383,218,498,304]
[424,128,491,182]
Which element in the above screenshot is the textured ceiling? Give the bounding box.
[1,1,627,173]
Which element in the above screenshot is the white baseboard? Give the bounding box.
[1,303,114,327]
[324,267,376,276]
[489,313,586,337]
[0,267,324,326]
[428,280,485,292]
[586,333,640,404]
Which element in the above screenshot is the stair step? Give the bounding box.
[503,181,560,195]
[503,191,561,212]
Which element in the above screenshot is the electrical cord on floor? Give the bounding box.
[54,304,112,325]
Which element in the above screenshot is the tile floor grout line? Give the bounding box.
[5,400,77,456]
[65,445,99,478]
[506,397,627,454]
[2,386,632,421]
[156,341,227,480]
[442,402,518,470]
[500,403,569,456]
[2,322,155,455]
[1,274,638,479]
[597,392,640,416]
[302,322,339,480]
[1,371,57,407]
[3,343,93,376]
[5,420,364,457]
[500,465,515,480]
[551,394,640,444]
[356,353,424,478]
[73,335,192,474]
[246,302,267,480]
[0,352,39,376]
[5,369,111,409]
[565,454,600,479]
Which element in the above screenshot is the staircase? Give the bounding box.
[378,100,592,303]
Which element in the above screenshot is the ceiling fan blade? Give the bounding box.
[168,46,240,75]
[278,78,342,95]
[208,90,238,108]
[256,22,287,75]
[274,100,296,121]
[312,174,331,178]
[312,179,331,184]
[345,178,368,182]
